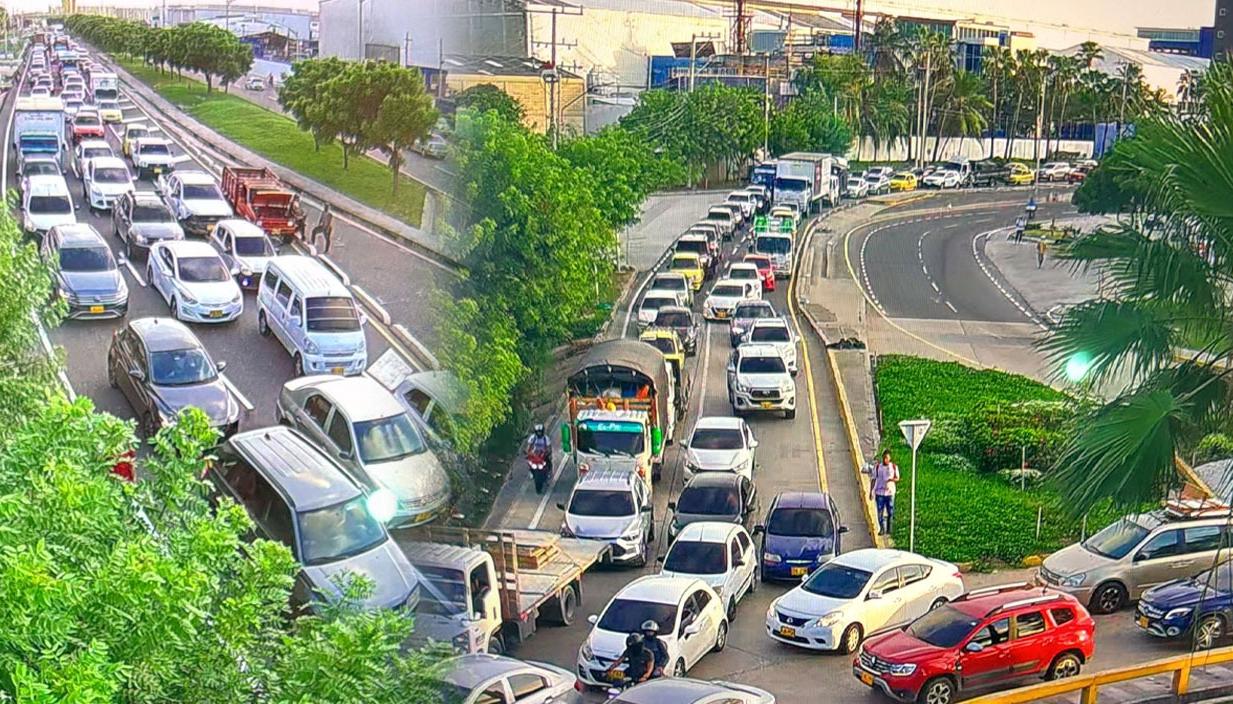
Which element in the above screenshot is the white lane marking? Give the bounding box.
[351,284,391,326]
[857,225,885,314]
[124,258,147,286]
[945,301,958,313]
[698,318,713,416]
[969,228,1049,330]
[35,312,76,400]
[219,373,254,412]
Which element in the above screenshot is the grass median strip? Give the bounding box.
[118,59,425,227]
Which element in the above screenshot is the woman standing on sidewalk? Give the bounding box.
[870,451,900,536]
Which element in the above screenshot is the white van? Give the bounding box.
[22,173,76,234]
[257,255,367,377]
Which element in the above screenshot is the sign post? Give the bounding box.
[898,419,932,553]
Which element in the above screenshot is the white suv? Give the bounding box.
[559,468,654,568]
[726,343,796,419]
[704,279,759,321]
[741,318,799,375]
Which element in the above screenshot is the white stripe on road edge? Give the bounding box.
[969,228,1049,330]
[318,254,350,286]
[351,285,391,326]
[35,313,77,400]
[219,373,254,412]
[124,258,147,286]
[392,323,440,370]
[620,250,672,338]
[170,153,195,165]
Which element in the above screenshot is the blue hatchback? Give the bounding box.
[754,491,846,582]
[1136,561,1233,650]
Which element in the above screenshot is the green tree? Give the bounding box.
[935,70,990,160]
[1041,60,1233,513]
[454,83,525,123]
[557,126,684,230]
[279,57,350,152]
[769,92,852,157]
[370,80,439,193]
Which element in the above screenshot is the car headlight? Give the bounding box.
[177,287,198,304]
[734,458,752,475]
[766,601,778,620]
[1165,607,1194,620]
[809,611,843,628]
[132,231,148,244]
[736,381,751,393]
[887,663,918,677]
[581,642,594,661]
[1058,572,1087,587]
[621,523,642,539]
[230,293,242,305]
[731,326,745,336]
[780,380,795,392]
[762,552,782,563]
[304,339,320,354]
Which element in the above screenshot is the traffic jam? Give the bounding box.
[16,31,1233,704]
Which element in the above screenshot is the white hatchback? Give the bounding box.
[147,240,243,323]
[704,279,759,321]
[578,576,728,686]
[765,548,964,654]
[660,522,758,620]
[683,416,757,483]
[725,262,764,292]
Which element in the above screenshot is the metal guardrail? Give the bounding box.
[964,645,1233,704]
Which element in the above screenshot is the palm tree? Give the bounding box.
[1177,69,1201,114]
[1074,40,1103,70]
[983,45,1011,158]
[868,17,906,78]
[1045,55,1080,156]
[862,77,911,160]
[935,70,991,158]
[1117,61,1145,123]
[1041,70,1233,513]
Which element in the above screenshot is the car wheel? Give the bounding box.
[785,408,796,420]
[839,623,863,654]
[918,677,956,704]
[1194,614,1226,650]
[258,310,270,336]
[1045,651,1084,680]
[107,357,118,389]
[748,568,758,593]
[930,597,948,611]
[727,598,737,621]
[545,584,577,626]
[712,620,728,653]
[125,237,134,260]
[293,353,305,377]
[673,659,686,678]
[146,264,155,287]
[1089,582,1126,614]
[647,520,655,542]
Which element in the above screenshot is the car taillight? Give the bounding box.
[574,680,585,692]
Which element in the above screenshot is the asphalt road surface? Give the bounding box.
[5,60,445,429]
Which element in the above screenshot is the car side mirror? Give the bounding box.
[216,360,227,372]
[867,589,883,600]
[965,641,984,653]
[683,622,702,638]
[117,255,127,266]
[587,614,598,625]
[338,449,353,461]
[1133,552,1148,562]
[667,501,677,511]
[656,555,665,563]
[733,556,745,567]
[750,439,759,448]
[752,524,765,534]
[838,526,849,534]
[128,368,145,382]
[640,505,652,513]
[556,502,566,511]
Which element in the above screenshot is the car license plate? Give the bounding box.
[208,310,224,318]
[153,167,163,174]
[860,672,875,686]
[331,366,345,375]
[790,566,807,576]
[760,401,774,409]
[778,626,796,638]
[1137,615,1149,629]
[717,310,728,318]
[88,305,104,314]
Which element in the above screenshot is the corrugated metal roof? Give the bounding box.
[1060,44,1210,71]
[442,54,582,79]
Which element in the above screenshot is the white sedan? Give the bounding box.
[765,548,964,653]
[922,169,961,189]
[441,653,581,704]
[146,240,244,323]
[683,416,757,482]
[741,318,798,375]
[578,575,728,686]
[660,522,758,620]
[81,156,134,211]
[725,262,765,292]
[846,177,869,198]
[703,279,760,321]
[1037,162,1072,182]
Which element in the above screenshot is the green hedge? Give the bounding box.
[875,356,1119,564]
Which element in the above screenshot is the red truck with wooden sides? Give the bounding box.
[220,166,304,238]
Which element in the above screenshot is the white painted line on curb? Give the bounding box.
[351,284,391,326]
[220,373,254,412]
[124,258,147,286]
[393,323,440,370]
[318,254,350,286]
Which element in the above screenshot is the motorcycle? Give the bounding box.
[527,446,551,495]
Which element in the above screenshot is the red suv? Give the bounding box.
[853,583,1095,704]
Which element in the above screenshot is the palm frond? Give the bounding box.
[1037,299,1177,385]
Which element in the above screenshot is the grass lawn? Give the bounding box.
[875,356,1121,566]
[118,58,425,227]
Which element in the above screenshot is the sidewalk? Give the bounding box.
[982,216,1110,324]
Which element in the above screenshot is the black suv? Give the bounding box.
[206,425,420,612]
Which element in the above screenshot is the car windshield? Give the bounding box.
[653,277,686,291]
[802,562,872,599]
[677,485,739,515]
[671,256,697,270]
[597,598,677,634]
[412,564,467,616]
[739,355,786,374]
[712,285,744,298]
[906,605,980,648]
[25,162,60,177]
[297,496,387,566]
[676,240,707,255]
[736,304,774,319]
[656,310,691,328]
[755,236,791,255]
[847,179,863,187]
[59,245,114,272]
[729,193,751,202]
[99,101,118,110]
[641,296,674,311]
[83,148,111,161]
[93,167,129,183]
[306,297,361,332]
[645,337,676,355]
[353,413,426,463]
[140,143,171,156]
[177,256,229,282]
[774,177,808,193]
[865,174,881,182]
[568,489,635,517]
[768,508,833,537]
[149,348,216,386]
[705,211,730,221]
[28,195,72,214]
[745,257,770,269]
[183,183,222,200]
[577,421,645,456]
[690,427,743,450]
[729,268,758,280]
[751,326,791,343]
[664,541,727,575]
[233,235,274,256]
[75,114,100,126]
[133,203,175,222]
[1082,518,1151,559]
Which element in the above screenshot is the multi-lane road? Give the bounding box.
[4,58,448,428]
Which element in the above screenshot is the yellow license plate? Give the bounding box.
[153,167,163,174]
[760,401,774,409]
[331,366,345,375]
[790,566,807,576]
[860,672,875,686]
[717,311,728,318]
[1137,615,1149,628]
[208,310,224,318]
[88,305,104,313]
[778,626,796,638]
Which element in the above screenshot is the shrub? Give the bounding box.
[1193,433,1233,465]
[931,453,977,474]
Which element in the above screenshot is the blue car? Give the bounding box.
[754,491,846,582]
[1136,561,1233,650]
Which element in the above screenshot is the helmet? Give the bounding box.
[625,633,644,648]
[640,620,659,634]
[534,423,545,436]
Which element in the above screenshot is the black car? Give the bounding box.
[41,224,128,319]
[107,317,240,437]
[205,425,420,612]
[666,472,758,542]
[112,191,185,259]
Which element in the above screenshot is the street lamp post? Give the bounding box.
[898,419,932,553]
[1033,74,1045,202]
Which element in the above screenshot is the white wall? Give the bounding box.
[318,0,471,66]
[851,135,1094,161]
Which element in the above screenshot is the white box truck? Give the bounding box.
[89,71,119,102]
[13,96,66,169]
[774,152,836,214]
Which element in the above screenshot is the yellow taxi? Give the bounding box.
[97,100,124,123]
[669,252,705,291]
[639,327,688,402]
[1007,162,1035,186]
[122,123,151,158]
[889,172,918,191]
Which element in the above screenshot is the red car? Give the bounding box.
[1067,166,1091,184]
[853,583,1094,704]
[743,253,776,291]
[71,110,105,142]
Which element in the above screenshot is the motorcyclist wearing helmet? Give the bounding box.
[606,633,654,685]
[640,619,669,678]
[525,423,553,494]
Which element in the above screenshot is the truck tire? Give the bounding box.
[544,584,577,626]
[487,634,505,656]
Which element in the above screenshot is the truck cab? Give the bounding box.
[573,409,656,485]
[403,541,502,654]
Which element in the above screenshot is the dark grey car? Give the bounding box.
[41,224,128,319]
[728,300,776,347]
[112,191,185,259]
[667,472,758,542]
[654,305,700,356]
[106,317,240,437]
[206,425,420,612]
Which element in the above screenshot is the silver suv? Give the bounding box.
[726,343,796,419]
[1038,501,1233,613]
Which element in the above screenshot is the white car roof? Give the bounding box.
[678,234,707,243]
[693,416,744,431]
[88,156,128,170]
[673,521,743,545]
[268,255,350,297]
[832,548,917,572]
[738,343,785,358]
[293,375,405,422]
[77,139,110,150]
[616,575,707,604]
[174,170,216,185]
[160,239,219,258]
[727,262,759,272]
[136,137,172,146]
[710,279,747,291]
[217,218,266,237]
[749,317,789,329]
[26,174,70,196]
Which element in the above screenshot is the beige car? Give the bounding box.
[1038,503,1233,614]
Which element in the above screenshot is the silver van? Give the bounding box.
[1038,501,1233,613]
[257,255,367,377]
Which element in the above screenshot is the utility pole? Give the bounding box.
[1034,73,1046,200]
[690,33,697,91]
[550,8,558,148]
[357,0,364,60]
[854,0,864,54]
[917,52,932,167]
[763,53,770,155]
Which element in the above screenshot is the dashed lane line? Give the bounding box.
[123,258,147,287]
[970,228,1050,331]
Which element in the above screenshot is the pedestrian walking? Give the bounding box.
[870,451,900,536]
[268,72,275,89]
[1014,216,1026,244]
[311,204,335,253]
[1036,239,1047,269]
